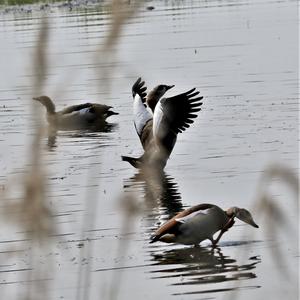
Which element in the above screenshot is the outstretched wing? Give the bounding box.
[153,88,203,138]
[132,78,153,137]
[150,203,214,243]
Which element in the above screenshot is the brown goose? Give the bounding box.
[150,203,259,247]
[33,96,118,130]
[122,78,203,169]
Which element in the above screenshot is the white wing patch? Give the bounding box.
[63,107,94,122]
[175,209,210,224]
[152,100,163,139]
[78,107,91,115]
[133,94,152,136]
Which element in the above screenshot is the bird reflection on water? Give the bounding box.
[123,168,183,219]
[46,122,118,150]
[149,246,261,296]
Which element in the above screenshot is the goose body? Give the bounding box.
[33,96,118,130]
[122,78,203,169]
[150,203,259,246]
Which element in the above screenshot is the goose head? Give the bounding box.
[33,96,56,114]
[147,84,174,112]
[226,207,259,228]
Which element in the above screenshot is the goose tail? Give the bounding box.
[106,110,119,117]
[121,155,143,168]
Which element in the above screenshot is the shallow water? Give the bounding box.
[0,0,298,299]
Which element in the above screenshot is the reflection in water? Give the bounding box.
[124,168,183,219]
[125,170,260,296]
[0,0,297,298]
[124,169,261,297]
[46,122,118,150]
[149,246,261,296]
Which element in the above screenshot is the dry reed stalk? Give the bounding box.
[75,2,143,300]
[224,163,299,300]
[254,164,298,275]
[107,194,141,300]
[24,16,55,300]
[0,16,56,300]
[94,0,142,93]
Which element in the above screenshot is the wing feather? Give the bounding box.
[132,77,147,103]
[132,78,152,136]
[60,103,94,114]
[151,204,214,242]
[60,103,112,115]
[153,88,203,139]
[175,209,209,223]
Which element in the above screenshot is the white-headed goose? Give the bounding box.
[33,96,118,130]
[150,203,259,247]
[122,78,203,169]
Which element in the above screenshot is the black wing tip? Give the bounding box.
[186,87,196,94]
[108,110,119,116]
[132,77,147,101]
[188,98,203,105]
[133,77,142,86]
[182,88,203,100]
[188,91,200,97]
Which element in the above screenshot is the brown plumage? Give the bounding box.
[150,203,259,246]
[33,96,118,130]
[122,78,203,169]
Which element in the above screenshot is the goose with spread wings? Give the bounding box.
[33,96,118,130]
[122,78,203,169]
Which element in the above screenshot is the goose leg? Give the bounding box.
[212,231,225,247]
[211,217,235,247]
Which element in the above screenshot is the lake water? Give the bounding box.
[0,0,298,299]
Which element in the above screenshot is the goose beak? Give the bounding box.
[248,219,259,228]
[33,97,40,101]
[236,216,259,228]
[166,85,175,91]
[235,209,259,228]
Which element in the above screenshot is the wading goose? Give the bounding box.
[150,203,259,247]
[122,78,203,169]
[33,96,118,130]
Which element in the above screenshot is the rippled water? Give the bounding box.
[0,1,298,299]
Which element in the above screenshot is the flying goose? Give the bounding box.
[150,203,259,247]
[122,78,203,169]
[33,96,118,130]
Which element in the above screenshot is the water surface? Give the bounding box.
[0,1,298,299]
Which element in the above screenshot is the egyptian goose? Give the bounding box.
[150,203,259,247]
[33,96,118,130]
[122,78,203,169]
